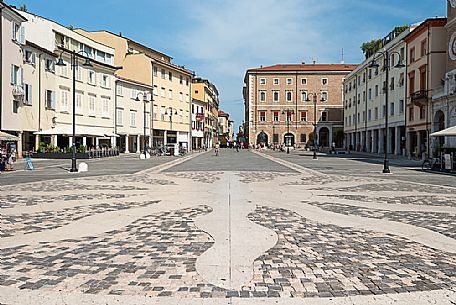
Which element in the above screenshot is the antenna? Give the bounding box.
[341,48,345,64]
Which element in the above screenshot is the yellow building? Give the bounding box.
[192,78,219,148]
[75,30,193,153]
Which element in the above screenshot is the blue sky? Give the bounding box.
[9,0,446,128]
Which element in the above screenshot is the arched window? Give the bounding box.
[273,91,279,102]
[260,91,266,102]
[286,91,292,102]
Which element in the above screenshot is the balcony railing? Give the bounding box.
[410,90,428,105]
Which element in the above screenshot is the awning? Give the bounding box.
[0,131,20,141]
[35,125,118,138]
[430,126,456,137]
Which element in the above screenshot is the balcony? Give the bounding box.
[410,90,428,106]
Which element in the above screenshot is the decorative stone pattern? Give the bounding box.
[0,206,223,298]
[329,183,456,194]
[236,172,296,184]
[86,175,176,185]
[243,206,456,298]
[325,194,456,207]
[0,181,148,193]
[306,201,456,239]
[0,200,160,238]
[165,172,223,184]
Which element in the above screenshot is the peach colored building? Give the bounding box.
[244,63,357,148]
[0,3,27,155]
[404,17,447,159]
[192,78,219,148]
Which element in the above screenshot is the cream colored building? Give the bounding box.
[0,3,27,155]
[192,78,220,148]
[75,30,193,153]
[191,98,205,149]
[17,10,118,151]
[344,27,412,155]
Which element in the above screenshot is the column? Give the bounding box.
[164,130,168,145]
[82,137,87,146]
[136,134,141,153]
[17,131,23,158]
[69,136,74,146]
[148,136,152,148]
[35,134,40,151]
[95,137,100,147]
[394,126,401,156]
[125,135,129,153]
[378,129,384,154]
[52,135,58,147]
[112,136,117,148]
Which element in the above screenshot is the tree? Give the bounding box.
[19,4,27,12]
[393,25,409,35]
[360,39,382,59]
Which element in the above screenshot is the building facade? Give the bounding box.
[344,27,412,155]
[431,1,456,154]
[217,110,231,147]
[75,30,193,153]
[0,3,27,155]
[244,64,357,148]
[404,18,447,159]
[192,78,219,148]
[191,98,205,149]
[18,10,118,152]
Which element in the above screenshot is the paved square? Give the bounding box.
[0,149,455,304]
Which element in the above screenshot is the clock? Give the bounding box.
[450,32,456,60]
[451,0,456,8]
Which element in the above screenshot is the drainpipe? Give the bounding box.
[0,6,3,131]
[404,42,409,157]
[426,26,431,158]
[364,67,369,151]
[37,52,42,150]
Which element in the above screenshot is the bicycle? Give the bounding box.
[421,157,443,171]
[214,148,219,156]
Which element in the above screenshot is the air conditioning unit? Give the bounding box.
[12,85,24,101]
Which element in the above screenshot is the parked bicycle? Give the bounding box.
[421,157,443,171]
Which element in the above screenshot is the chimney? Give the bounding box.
[301,62,305,64]
[312,59,316,65]
[119,32,122,37]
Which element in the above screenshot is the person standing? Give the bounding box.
[215,142,220,156]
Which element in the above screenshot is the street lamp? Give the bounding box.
[306,93,326,160]
[368,50,405,173]
[135,91,151,159]
[281,108,294,154]
[56,49,92,173]
[165,108,178,149]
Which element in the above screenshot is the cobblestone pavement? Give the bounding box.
[0,149,455,304]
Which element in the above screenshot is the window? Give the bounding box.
[161,69,166,79]
[368,109,372,121]
[363,91,366,102]
[153,66,158,77]
[153,105,157,119]
[10,64,19,85]
[390,77,395,90]
[273,91,279,102]
[321,78,328,85]
[286,91,292,102]
[60,89,69,112]
[273,133,279,143]
[168,72,172,81]
[410,47,416,63]
[186,77,189,86]
[117,109,123,126]
[153,85,158,96]
[273,111,279,122]
[24,84,32,105]
[286,78,293,85]
[273,78,279,85]
[301,91,308,102]
[349,116,351,126]
[300,111,307,122]
[368,88,372,100]
[46,90,55,109]
[259,91,266,102]
[357,93,361,104]
[179,110,183,123]
[382,105,386,117]
[357,113,360,123]
[76,93,83,115]
[421,39,427,57]
[59,60,68,77]
[375,66,379,76]
[301,78,307,85]
[168,89,172,99]
[399,73,405,87]
[180,75,183,84]
[130,110,136,127]
[321,91,328,101]
[399,99,404,114]
[102,98,109,117]
[88,95,95,116]
[186,94,189,103]
[286,112,292,122]
[88,71,96,85]
[160,87,165,97]
[24,50,36,65]
[13,100,19,113]
[374,107,379,120]
[76,65,83,81]
[362,111,366,122]
[321,111,328,122]
[101,75,110,88]
[161,106,166,120]
[390,102,395,116]
[116,83,123,96]
[300,134,306,143]
[409,107,414,121]
[179,92,183,102]
[259,78,266,85]
[45,59,55,72]
[259,111,266,122]
[419,106,425,120]
[375,85,379,97]
[368,69,372,79]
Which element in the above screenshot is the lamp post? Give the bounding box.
[306,93,326,160]
[368,50,405,173]
[135,92,151,159]
[281,108,294,154]
[56,49,92,173]
[165,107,178,150]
